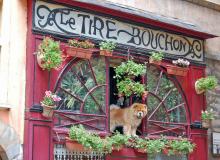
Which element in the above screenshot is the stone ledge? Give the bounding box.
[205,52,220,61]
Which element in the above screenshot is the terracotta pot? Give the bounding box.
[136,148,146,153]
[65,46,96,59]
[149,58,162,65]
[36,53,45,68]
[41,103,56,118]
[195,81,205,94]
[202,119,211,128]
[112,145,123,151]
[65,137,89,152]
[100,50,112,56]
[162,146,171,155]
[166,65,189,76]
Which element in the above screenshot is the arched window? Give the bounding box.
[54,56,109,132]
[143,64,189,137]
[54,56,190,138]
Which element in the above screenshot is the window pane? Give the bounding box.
[144,64,188,137]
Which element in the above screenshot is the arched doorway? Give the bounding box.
[0,121,22,160]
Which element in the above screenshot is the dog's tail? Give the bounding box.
[110,104,120,110]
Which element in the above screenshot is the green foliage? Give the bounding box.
[116,78,145,97]
[37,37,62,71]
[69,125,129,153]
[107,131,130,150]
[168,138,196,155]
[114,60,146,79]
[196,76,218,91]
[114,60,146,97]
[68,39,95,49]
[135,137,167,154]
[100,41,116,51]
[69,125,195,155]
[149,51,164,61]
[201,109,215,120]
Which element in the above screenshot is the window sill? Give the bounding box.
[0,103,12,110]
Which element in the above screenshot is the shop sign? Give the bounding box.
[34,0,204,62]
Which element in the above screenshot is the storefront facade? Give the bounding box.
[24,0,216,160]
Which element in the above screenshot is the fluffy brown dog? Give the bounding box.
[110,103,148,136]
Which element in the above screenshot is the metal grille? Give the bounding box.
[54,144,106,160]
[148,154,187,160]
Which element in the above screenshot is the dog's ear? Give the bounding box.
[132,103,139,108]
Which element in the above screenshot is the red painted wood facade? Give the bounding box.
[24,0,215,159]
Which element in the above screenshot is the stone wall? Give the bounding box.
[206,58,220,160]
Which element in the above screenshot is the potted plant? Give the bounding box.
[201,109,215,128]
[36,37,62,71]
[107,131,129,151]
[68,125,107,152]
[114,59,146,97]
[68,125,130,153]
[135,137,167,154]
[195,76,218,94]
[166,58,190,76]
[149,51,164,65]
[114,60,146,79]
[40,91,61,118]
[167,138,195,155]
[99,41,116,56]
[66,39,96,59]
[116,78,146,97]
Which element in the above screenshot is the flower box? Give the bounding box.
[109,147,146,157]
[65,46,97,59]
[149,58,162,65]
[100,50,112,56]
[166,65,189,76]
[65,137,90,152]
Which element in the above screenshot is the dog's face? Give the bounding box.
[132,103,148,119]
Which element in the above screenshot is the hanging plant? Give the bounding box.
[36,37,62,71]
[114,60,146,79]
[114,59,146,97]
[116,78,145,97]
[195,76,218,94]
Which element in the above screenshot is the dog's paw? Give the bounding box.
[131,134,138,137]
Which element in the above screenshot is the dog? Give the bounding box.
[110,103,148,136]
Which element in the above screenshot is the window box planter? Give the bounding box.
[108,147,146,157]
[100,50,113,56]
[149,58,162,65]
[166,65,189,76]
[65,46,97,59]
[65,137,91,152]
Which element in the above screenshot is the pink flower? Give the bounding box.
[45,91,52,97]
[52,95,61,102]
